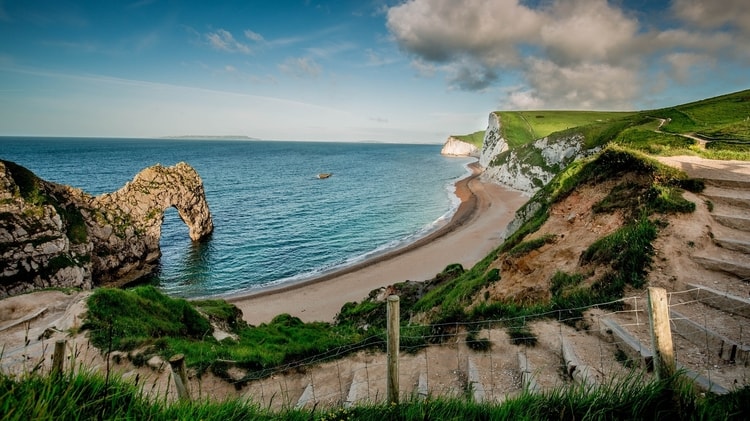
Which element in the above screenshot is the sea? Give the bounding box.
[1,137,475,298]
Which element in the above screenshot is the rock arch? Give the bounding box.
[0,160,214,295]
[84,162,214,284]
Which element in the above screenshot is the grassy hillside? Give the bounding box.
[496,90,750,158]
[449,89,750,159]
[497,111,634,148]
[452,130,485,148]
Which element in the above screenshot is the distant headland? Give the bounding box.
[161,135,259,140]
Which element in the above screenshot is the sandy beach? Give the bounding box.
[228,163,528,325]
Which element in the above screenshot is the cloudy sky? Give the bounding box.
[1,0,748,143]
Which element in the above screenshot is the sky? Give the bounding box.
[0,0,748,144]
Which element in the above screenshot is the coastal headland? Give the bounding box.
[228,162,528,325]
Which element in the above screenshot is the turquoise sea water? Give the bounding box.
[1,137,474,298]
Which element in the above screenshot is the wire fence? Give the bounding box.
[4,285,749,409]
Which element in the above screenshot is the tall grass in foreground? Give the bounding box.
[2,368,747,420]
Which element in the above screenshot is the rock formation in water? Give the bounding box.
[0,160,213,297]
[440,136,480,157]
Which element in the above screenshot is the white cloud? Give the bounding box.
[663,52,715,84]
[364,48,399,67]
[524,58,640,109]
[205,29,251,54]
[507,90,544,110]
[671,0,750,33]
[244,29,264,42]
[279,56,321,77]
[538,0,639,65]
[387,0,540,67]
[409,59,437,78]
[386,0,750,110]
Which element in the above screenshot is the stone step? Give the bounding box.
[692,254,750,279]
[669,309,750,364]
[344,364,369,407]
[702,186,750,210]
[517,352,540,393]
[704,177,750,190]
[295,383,315,409]
[712,213,750,232]
[685,283,750,318]
[560,336,598,386]
[598,317,653,370]
[0,307,48,332]
[416,371,429,401]
[714,236,750,253]
[598,316,729,394]
[466,357,486,402]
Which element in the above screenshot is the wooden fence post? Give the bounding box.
[52,339,66,375]
[647,287,676,380]
[169,354,191,401]
[387,295,400,404]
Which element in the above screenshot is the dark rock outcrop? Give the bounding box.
[0,160,213,297]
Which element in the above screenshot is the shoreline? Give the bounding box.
[226,161,481,301]
[228,162,529,325]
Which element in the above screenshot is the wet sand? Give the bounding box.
[227,163,528,325]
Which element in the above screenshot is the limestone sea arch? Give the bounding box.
[0,160,214,297]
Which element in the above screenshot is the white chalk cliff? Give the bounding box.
[440,136,480,157]
[478,112,598,195]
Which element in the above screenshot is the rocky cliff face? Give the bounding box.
[440,136,479,157]
[479,113,508,168]
[478,113,598,196]
[0,161,213,297]
[477,112,603,242]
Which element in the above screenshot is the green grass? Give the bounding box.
[1,160,88,244]
[580,217,657,288]
[488,90,750,167]
[657,90,750,137]
[452,130,485,148]
[497,111,634,148]
[83,286,377,381]
[3,365,746,420]
[508,234,556,257]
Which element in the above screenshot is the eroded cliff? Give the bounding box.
[0,161,213,297]
[478,112,598,195]
[440,136,479,157]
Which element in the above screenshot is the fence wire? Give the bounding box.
[5,288,748,409]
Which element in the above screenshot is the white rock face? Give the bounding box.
[440,137,479,157]
[481,133,588,195]
[477,112,599,196]
[479,113,508,168]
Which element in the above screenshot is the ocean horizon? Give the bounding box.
[1,137,474,298]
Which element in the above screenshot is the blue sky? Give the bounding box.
[1,0,748,143]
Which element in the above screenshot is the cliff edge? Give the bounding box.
[440,136,480,157]
[0,161,213,297]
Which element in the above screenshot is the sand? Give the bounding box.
[228,163,529,325]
